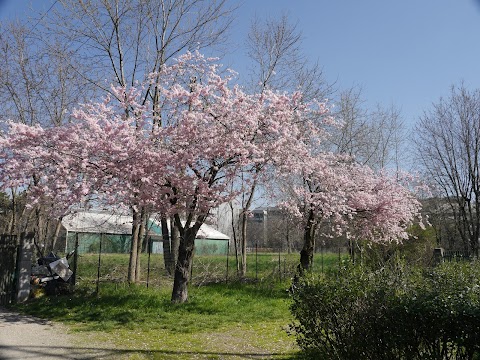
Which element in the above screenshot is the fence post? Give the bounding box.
[321,242,324,274]
[278,248,281,282]
[16,233,33,303]
[71,233,79,288]
[226,240,230,283]
[338,246,341,269]
[255,241,258,282]
[96,233,103,295]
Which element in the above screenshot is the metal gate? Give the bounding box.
[0,235,18,306]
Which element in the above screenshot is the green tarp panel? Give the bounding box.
[195,239,228,255]
[66,232,131,254]
[66,232,228,255]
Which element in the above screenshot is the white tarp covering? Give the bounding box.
[63,212,133,235]
[62,211,229,240]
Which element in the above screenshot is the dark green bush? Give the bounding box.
[290,260,480,360]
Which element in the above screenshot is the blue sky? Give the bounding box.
[1,0,480,128]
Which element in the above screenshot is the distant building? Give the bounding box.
[246,207,302,251]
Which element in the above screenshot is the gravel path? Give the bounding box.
[0,307,118,360]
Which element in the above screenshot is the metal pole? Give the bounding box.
[72,233,79,287]
[226,240,230,283]
[321,241,324,274]
[255,241,258,282]
[338,246,341,269]
[147,236,151,288]
[278,247,281,282]
[96,233,103,295]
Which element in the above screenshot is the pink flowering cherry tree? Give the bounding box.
[152,53,329,302]
[0,52,330,303]
[280,153,424,273]
[0,86,168,283]
[1,51,424,302]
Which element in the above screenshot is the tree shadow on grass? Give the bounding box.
[0,345,303,359]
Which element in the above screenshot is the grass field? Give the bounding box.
[14,252,346,359]
[73,250,345,287]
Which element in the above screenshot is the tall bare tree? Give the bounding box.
[46,0,235,91]
[0,21,89,249]
[415,84,480,255]
[246,14,331,98]
[328,86,406,171]
[0,22,84,126]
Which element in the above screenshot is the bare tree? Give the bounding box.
[0,22,85,126]
[415,84,480,255]
[246,14,332,99]
[46,0,236,91]
[328,86,406,171]
[0,21,90,250]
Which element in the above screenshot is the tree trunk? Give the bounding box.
[171,226,197,303]
[298,209,316,273]
[141,212,150,252]
[286,225,291,254]
[9,189,16,235]
[229,202,240,274]
[128,208,141,283]
[135,208,146,283]
[161,214,174,275]
[50,218,63,252]
[34,206,45,255]
[240,178,257,278]
[171,215,180,267]
[240,210,248,277]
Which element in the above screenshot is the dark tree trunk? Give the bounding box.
[171,226,197,303]
[286,225,291,254]
[161,214,174,275]
[240,210,248,277]
[9,189,16,235]
[298,209,317,274]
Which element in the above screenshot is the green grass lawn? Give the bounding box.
[13,252,345,359]
[73,251,345,286]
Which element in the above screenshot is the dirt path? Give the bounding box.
[0,307,119,360]
[0,307,296,359]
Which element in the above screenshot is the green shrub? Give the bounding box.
[290,260,480,360]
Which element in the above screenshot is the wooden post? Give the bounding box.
[16,233,33,303]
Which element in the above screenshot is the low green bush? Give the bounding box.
[290,260,480,360]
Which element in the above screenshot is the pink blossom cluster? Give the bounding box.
[0,51,423,243]
[280,153,425,244]
[0,52,328,219]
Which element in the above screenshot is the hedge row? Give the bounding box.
[290,261,480,360]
